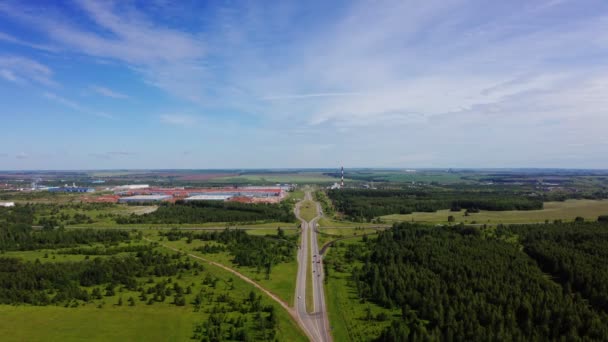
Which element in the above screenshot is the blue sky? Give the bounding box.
[0,0,607,170]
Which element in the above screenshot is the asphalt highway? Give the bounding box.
[294,191,332,342]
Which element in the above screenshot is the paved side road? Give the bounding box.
[294,191,332,342]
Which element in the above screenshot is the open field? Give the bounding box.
[317,227,381,247]
[323,238,398,341]
[380,199,608,225]
[317,217,387,228]
[0,305,198,342]
[0,238,306,341]
[148,232,299,306]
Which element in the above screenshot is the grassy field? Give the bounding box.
[1,241,306,341]
[0,305,198,342]
[324,238,397,341]
[299,200,318,222]
[317,217,386,228]
[317,227,381,247]
[151,233,299,306]
[380,199,608,225]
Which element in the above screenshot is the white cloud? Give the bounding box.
[0,56,55,86]
[90,85,129,99]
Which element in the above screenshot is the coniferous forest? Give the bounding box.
[346,222,608,341]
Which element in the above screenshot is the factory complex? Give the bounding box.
[111,185,290,204]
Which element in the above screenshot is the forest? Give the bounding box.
[344,223,608,341]
[327,189,543,220]
[0,205,132,252]
[116,200,295,224]
[0,249,198,305]
[498,222,608,315]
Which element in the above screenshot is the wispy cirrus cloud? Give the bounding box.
[0,0,207,103]
[0,31,58,52]
[43,92,113,119]
[90,85,129,99]
[0,55,56,86]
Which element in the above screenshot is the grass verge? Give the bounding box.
[306,227,314,313]
[324,238,398,341]
[299,200,318,222]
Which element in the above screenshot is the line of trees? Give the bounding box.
[350,223,608,341]
[116,200,295,224]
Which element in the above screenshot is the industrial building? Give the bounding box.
[0,202,15,207]
[118,195,172,203]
